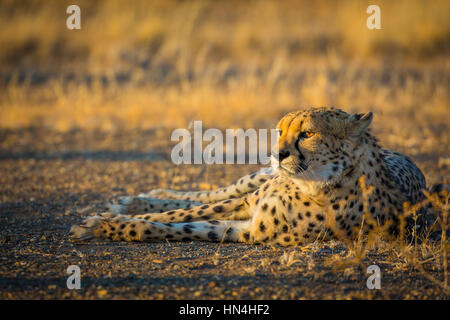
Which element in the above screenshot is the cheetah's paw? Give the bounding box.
[69,215,104,241]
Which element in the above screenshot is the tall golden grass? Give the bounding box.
[1,0,448,67]
[0,0,448,154]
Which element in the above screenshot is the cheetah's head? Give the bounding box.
[271,107,373,194]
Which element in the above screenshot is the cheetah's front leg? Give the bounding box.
[70,196,252,241]
[70,215,252,243]
[108,197,201,215]
[141,167,276,203]
[127,197,251,223]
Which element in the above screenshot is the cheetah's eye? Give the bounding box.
[299,131,314,139]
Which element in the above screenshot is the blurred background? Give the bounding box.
[0,0,448,183]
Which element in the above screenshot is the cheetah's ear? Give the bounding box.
[348,112,373,136]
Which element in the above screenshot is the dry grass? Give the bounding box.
[0,0,448,299]
[322,181,449,294]
[0,0,449,141]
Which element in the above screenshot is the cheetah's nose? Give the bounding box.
[277,150,290,162]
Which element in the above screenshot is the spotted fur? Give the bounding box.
[70,107,429,246]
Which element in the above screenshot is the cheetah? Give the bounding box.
[70,107,430,246]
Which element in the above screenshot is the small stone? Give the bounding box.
[97,289,107,296]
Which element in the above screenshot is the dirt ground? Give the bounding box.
[0,0,449,300]
[0,128,448,300]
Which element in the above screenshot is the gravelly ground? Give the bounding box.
[0,128,448,300]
